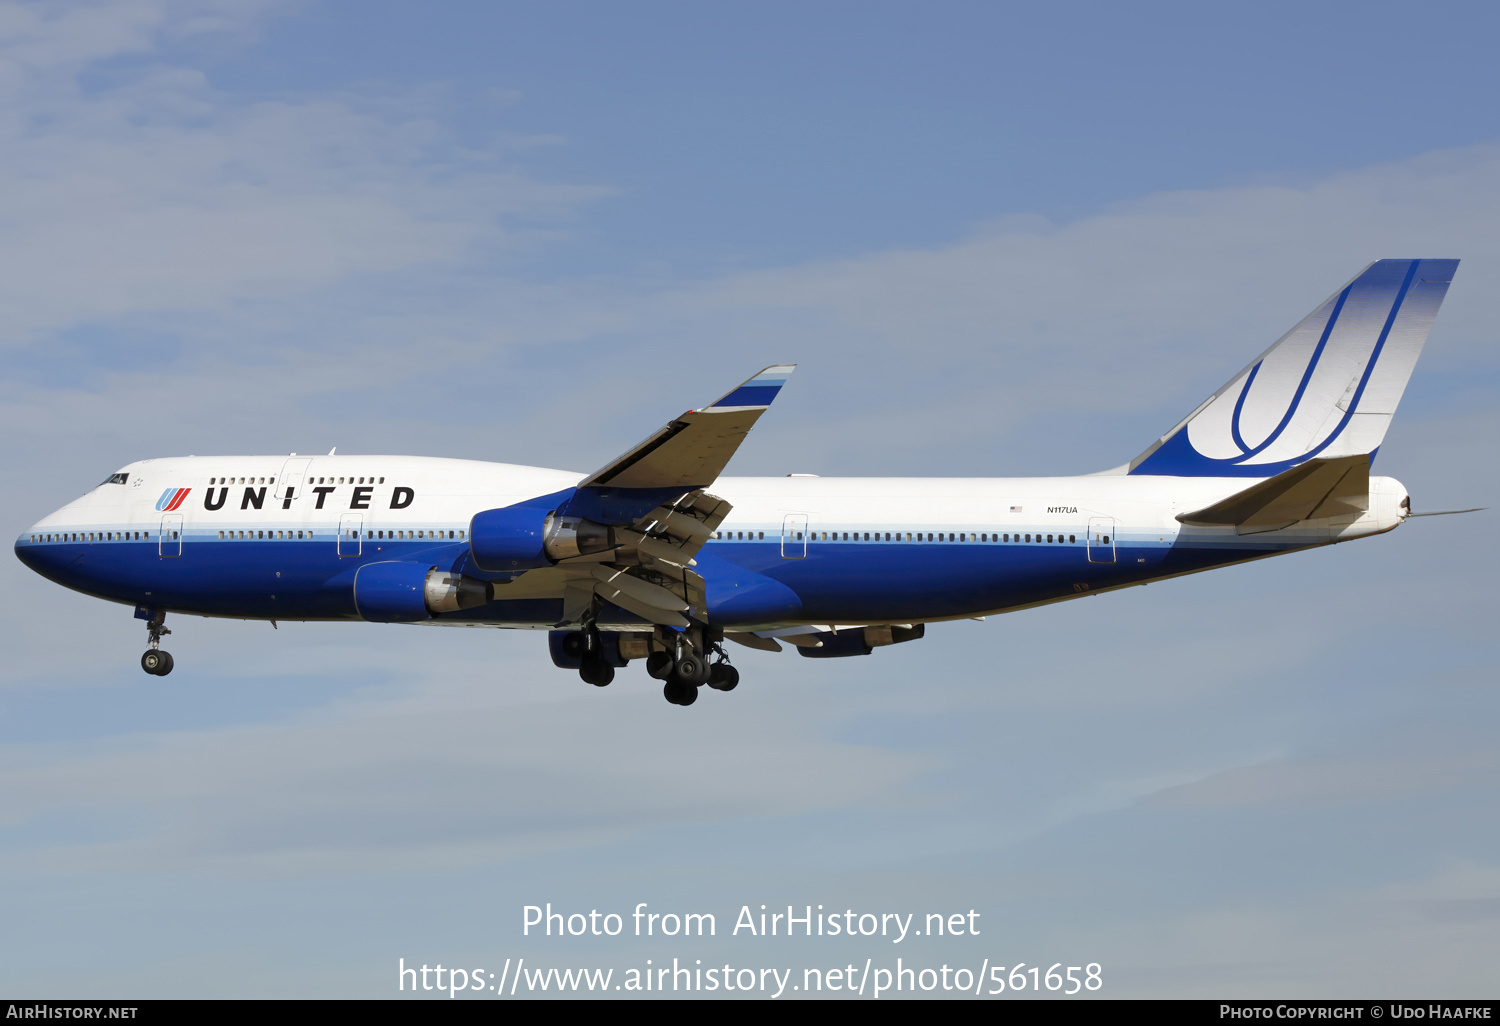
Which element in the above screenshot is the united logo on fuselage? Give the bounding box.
[155,488,190,512]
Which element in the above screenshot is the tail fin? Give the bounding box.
[1129,259,1458,477]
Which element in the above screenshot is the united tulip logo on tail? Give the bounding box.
[155,488,190,512]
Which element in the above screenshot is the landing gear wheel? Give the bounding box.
[579,657,614,687]
[646,651,675,680]
[663,679,698,706]
[141,650,173,676]
[707,664,739,691]
[674,653,710,686]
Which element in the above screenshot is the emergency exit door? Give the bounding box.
[1087,517,1116,564]
[158,514,183,557]
[338,513,363,557]
[781,513,808,558]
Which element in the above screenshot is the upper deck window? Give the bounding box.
[100,473,129,486]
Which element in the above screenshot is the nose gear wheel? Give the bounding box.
[141,611,174,676]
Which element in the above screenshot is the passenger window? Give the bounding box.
[1069,534,1076,543]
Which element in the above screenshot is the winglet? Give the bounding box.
[575,365,797,494]
[703,365,797,410]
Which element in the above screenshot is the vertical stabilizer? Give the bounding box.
[1130,259,1458,477]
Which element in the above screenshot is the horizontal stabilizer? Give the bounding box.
[579,365,795,490]
[1177,455,1368,534]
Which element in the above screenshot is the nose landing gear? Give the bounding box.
[141,611,174,676]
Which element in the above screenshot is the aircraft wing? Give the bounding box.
[490,368,792,628]
[578,365,795,489]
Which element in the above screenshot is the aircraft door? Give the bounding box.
[276,458,312,502]
[1087,517,1116,564]
[159,514,183,557]
[338,513,363,557]
[781,513,808,558]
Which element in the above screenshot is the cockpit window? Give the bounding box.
[100,473,129,486]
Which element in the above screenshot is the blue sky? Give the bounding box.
[2,0,1498,998]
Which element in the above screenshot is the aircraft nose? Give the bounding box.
[14,531,73,584]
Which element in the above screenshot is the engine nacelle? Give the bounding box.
[354,561,492,622]
[469,504,612,572]
[547,630,650,669]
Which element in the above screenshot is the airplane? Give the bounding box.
[14,259,1472,706]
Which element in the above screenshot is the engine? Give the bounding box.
[353,562,492,622]
[468,504,614,572]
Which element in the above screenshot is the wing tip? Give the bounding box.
[706,364,797,410]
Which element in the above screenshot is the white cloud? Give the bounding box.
[1145,750,1500,810]
[0,1,607,341]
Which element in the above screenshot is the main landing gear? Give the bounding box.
[561,628,616,688]
[556,624,739,707]
[141,611,174,676]
[656,628,736,707]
